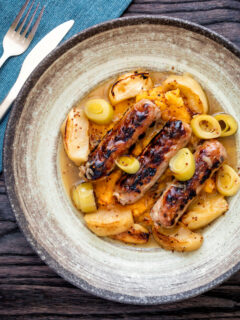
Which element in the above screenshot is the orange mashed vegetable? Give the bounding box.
[90,85,198,221]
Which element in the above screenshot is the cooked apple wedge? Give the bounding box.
[112,224,149,244]
[61,108,89,166]
[152,222,203,252]
[163,74,208,114]
[109,71,153,105]
[84,207,134,237]
[182,192,228,230]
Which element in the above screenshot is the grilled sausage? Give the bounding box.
[114,120,192,205]
[85,99,161,180]
[151,140,227,228]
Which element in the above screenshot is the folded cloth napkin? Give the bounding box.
[0,0,132,172]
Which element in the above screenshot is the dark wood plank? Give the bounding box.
[123,0,240,47]
[0,0,240,318]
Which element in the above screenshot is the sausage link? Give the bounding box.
[114,120,192,205]
[151,140,227,228]
[85,99,161,180]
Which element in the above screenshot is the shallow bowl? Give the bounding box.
[4,16,240,305]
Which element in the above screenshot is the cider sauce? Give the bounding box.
[59,71,237,249]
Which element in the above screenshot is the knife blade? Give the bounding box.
[0,19,74,121]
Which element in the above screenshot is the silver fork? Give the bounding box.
[0,0,44,68]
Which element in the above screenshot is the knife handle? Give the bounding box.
[0,72,25,121]
[0,93,14,121]
[0,20,75,122]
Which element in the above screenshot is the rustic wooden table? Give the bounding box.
[1,0,240,319]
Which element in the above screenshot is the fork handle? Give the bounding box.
[0,52,10,68]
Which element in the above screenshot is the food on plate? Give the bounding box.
[60,70,239,252]
[61,108,89,165]
[216,164,240,196]
[214,114,238,137]
[94,170,122,206]
[112,224,149,244]
[72,182,96,213]
[109,71,153,105]
[84,207,133,236]
[85,99,161,180]
[203,177,216,193]
[136,86,192,123]
[115,155,140,174]
[114,120,192,205]
[151,140,227,228]
[162,74,208,114]
[169,148,195,181]
[191,114,221,139]
[84,98,113,125]
[132,121,164,156]
[152,222,203,252]
[182,192,228,230]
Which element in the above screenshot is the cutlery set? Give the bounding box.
[0,0,74,120]
[0,0,44,68]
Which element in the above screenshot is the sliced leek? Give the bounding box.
[216,164,240,196]
[84,99,113,125]
[72,182,97,213]
[169,148,195,181]
[116,156,140,174]
[214,114,238,137]
[191,114,221,139]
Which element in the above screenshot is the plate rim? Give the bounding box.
[3,15,240,305]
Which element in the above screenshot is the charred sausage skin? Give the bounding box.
[85,99,161,180]
[114,120,192,205]
[151,140,227,228]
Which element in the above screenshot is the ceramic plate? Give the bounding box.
[4,16,240,305]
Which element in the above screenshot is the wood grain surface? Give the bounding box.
[1,0,240,318]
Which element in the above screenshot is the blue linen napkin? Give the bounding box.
[0,0,132,172]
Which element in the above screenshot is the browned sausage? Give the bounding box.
[114,120,192,205]
[85,99,161,180]
[151,140,227,228]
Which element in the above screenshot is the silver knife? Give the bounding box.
[0,19,74,121]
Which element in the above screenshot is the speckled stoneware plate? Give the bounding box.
[4,16,240,305]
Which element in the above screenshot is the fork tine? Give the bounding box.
[27,6,44,41]
[10,0,31,30]
[16,0,35,34]
[22,2,40,37]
